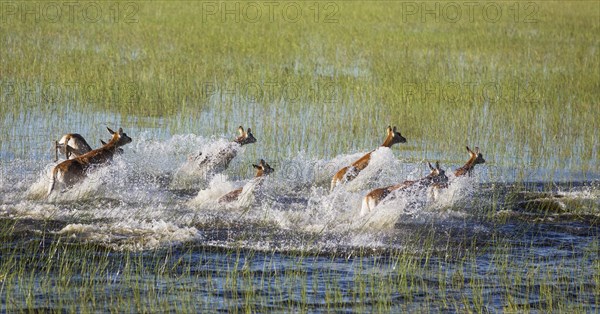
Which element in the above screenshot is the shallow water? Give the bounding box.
[0,112,598,311]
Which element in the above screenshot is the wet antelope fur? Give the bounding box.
[454,146,485,177]
[188,126,257,175]
[47,127,132,197]
[361,162,448,215]
[218,159,274,204]
[331,126,406,191]
[55,129,124,161]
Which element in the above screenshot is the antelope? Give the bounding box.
[54,129,120,161]
[331,126,406,191]
[99,140,125,155]
[47,127,132,197]
[188,126,257,175]
[361,162,448,215]
[218,159,274,203]
[454,146,485,177]
[55,133,92,161]
[422,146,486,200]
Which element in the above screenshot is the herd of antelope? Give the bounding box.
[47,125,485,213]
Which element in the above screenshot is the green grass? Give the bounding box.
[1,1,598,181]
[0,218,596,312]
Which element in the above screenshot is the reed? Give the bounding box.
[0,1,597,182]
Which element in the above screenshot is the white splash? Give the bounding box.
[1,133,502,252]
[58,219,202,251]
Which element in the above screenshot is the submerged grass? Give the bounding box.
[0,218,596,312]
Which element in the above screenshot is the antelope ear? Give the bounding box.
[246,128,252,135]
[107,127,115,135]
[252,164,260,169]
[474,147,480,154]
[392,126,398,133]
[101,140,107,145]
[428,162,435,170]
[238,126,244,136]
[386,125,392,133]
[118,128,124,135]
[436,161,441,170]
[466,146,473,154]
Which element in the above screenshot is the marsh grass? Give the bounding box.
[0,1,598,182]
[0,218,596,312]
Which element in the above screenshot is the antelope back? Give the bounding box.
[56,133,93,160]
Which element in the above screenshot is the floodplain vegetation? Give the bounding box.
[0,1,598,312]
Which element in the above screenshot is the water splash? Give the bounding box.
[1,134,596,252]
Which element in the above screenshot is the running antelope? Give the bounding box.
[47,127,132,197]
[100,140,125,155]
[454,146,485,177]
[331,126,406,191]
[55,133,92,161]
[55,129,123,161]
[188,126,257,174]
[361,162,448,215]
[218,159,274,203]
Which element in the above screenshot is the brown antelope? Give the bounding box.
[233,126,257,146]
[331,126,406,191]
[100,140,124,155]
[188,126,257,174]
[424,146,485,198]
[54,129,120,161]
[55,133,92,161]
[47,127,132,197]
[454,146,485,177]
[218,159,274,203]
[361,162,448,215]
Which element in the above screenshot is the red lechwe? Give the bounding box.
[331,126,406,191]
[187,125,257,175]
[47,127,132,197]
[454,146,486,177]
[360,162,448,216]
[218,159,274,204]
[55,133,93,161]
[55,129,123,161]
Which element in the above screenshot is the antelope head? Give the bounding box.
[427,161,449,186]
[252,159,274,177]
[107,127,133,147]
[234,126,257,146]
[467,146,485,165]
[383,126,407,147]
